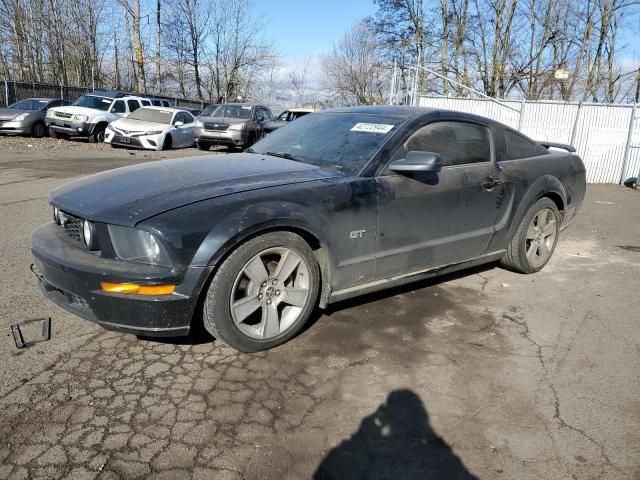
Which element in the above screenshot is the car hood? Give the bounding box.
[0,108,32,121]
[111,118,170,133]
[198,116,247,125]
[49,106,105,116]
[49,153,342,226]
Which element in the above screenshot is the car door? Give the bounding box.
[110,100,126,118]
[374,119,507,278]
[180,112,195,147]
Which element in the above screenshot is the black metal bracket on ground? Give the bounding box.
[10,317,51,349]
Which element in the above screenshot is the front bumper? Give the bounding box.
[46,117,95,137]
[105,129,164,150]
[0,120,29,135]
[31,223,212,336]
[195,126,246,147]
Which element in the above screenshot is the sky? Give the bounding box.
[257,0,378,59]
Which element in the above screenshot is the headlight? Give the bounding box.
[14,113,30,121]
[145,130,163,135]
[83,220,98,250]
[107,225,171,266]
[75,114,88,122]
[53,206,60,225]
[229,123,246,130]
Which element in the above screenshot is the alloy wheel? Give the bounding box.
[229,247,311,339]
[525,208,557,267]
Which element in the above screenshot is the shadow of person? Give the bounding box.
[314,389,478,480]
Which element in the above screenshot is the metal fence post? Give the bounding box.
[517,97,526,131]
[4,80,9,107]
[620,102,637,184]
[569,101,583,146]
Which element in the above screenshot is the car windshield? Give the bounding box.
[127,108,174,124]
[249,112,404,175]
[204,104,252,119]
[8,99,49,110]
[72,95,112,111]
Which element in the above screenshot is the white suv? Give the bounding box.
[45,90,150,143]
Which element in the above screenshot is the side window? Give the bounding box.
[263,108,273,120]
[141,100,151,106]
[182,112,194,124]
[402,121,491,166]
[256,109,265,122]
[111,100,125,114]
[127,99,141,112]
[503,129,545,160]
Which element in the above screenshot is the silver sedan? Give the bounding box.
[0,98,71,137]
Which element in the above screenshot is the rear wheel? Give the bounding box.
[501,197,560,274]
[32,122,46,138]
[203,232,320,352]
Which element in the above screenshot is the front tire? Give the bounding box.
[203,232,320,352]
[501,197,560,274]
[162,134,173,150]
[196,141,209,151]
[32,122,46,138]
[89,125,106,143]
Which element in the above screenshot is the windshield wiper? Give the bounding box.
[265,151,300,162]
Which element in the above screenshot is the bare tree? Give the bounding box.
[321,21,388,105]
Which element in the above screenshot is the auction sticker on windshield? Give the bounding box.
[350,123,394,134]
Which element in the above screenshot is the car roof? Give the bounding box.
[286,108,315,113]
[18,98,61,102]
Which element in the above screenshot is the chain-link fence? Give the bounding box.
[1,80,205,110]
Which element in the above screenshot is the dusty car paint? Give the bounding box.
[32,106,586,336]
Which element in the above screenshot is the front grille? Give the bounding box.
[58,211,83,242]
[204,122,228,131]
[54,111,73,119]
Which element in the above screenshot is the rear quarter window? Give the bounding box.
[503,129,547,160]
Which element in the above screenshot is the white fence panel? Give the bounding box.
[419,95,636,184]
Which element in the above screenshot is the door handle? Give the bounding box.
[482,178,502,190]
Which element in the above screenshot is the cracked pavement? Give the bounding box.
[1,139,639,479]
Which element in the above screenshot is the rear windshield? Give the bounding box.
[8,99,49,110]
[73,95,112,111]
[249,112,404,175]
[205,104,253,119]
[127,108,174,124]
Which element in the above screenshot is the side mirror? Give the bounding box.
[174,121,184,128]
[389,151,443,174]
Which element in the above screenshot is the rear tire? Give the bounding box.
[501,197,560,274]
[203,232,320,352]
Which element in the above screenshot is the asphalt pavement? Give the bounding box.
[0,136,638,479]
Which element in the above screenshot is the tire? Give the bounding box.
[203,231,320,352]
[196,141,209,151]
[49,129,68,140]
[501,197,560,274]
[89,125,106,143]
[32,122,46,138]
[162,134,173,150]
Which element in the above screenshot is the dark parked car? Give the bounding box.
[32,106,586,352]
[194,103,272,150]
[0,98,71,137]
[263,107,314,134]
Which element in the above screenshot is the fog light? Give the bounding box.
[77,127,83,132]
[100,282,176,295]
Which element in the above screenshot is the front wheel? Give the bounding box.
[88,125,106,143]
[203,232,320,352]
[501,197,560,274]
[162,134,173,150]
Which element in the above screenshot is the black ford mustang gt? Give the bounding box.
[32,106,586,352]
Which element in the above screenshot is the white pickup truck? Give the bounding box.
[45,90,150,142]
